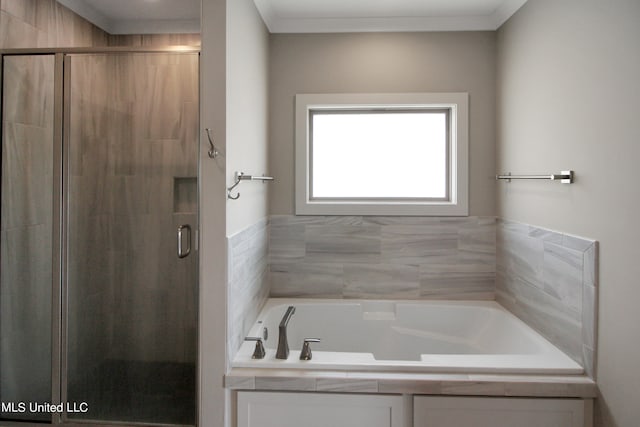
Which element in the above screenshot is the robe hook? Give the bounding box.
[205,128,220,159]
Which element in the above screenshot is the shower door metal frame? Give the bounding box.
[0,46,200,427]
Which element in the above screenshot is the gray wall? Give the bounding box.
[224,0,271,372]
[497,1,640,426]
[226,0,270,236]
[264,31,497,304]
[268,31,497,217]
[198,0,228,424]
[225,0,271,359]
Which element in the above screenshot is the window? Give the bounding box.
[295,93,468,216]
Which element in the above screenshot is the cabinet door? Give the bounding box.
[238,392,406,427]
[414,396,588,427]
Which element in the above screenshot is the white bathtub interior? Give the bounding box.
[232,299,583,374]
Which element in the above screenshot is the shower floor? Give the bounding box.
[67,359,196,425]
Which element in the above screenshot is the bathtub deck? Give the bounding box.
[225,368,597,398]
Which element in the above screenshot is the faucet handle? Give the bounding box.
[245,336,266,359]
[300,338,321,361]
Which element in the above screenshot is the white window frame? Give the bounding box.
[295,93,469,216]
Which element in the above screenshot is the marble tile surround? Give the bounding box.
[496,219,597,378]
[262,215,597,378]
[269,215,496,300]
[227,219,270,362]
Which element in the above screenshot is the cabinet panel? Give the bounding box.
[238,392,406,427]
[414,396,587,427]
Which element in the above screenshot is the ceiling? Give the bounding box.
[56,0,527,35]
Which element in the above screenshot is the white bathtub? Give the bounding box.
[233,299,583,375]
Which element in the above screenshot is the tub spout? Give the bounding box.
[276,306,296,359]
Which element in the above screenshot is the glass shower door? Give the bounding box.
[1,54,56,423]
[64,52,199,425]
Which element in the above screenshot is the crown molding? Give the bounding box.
[254,0,529,33]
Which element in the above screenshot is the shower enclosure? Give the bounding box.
[1,48,199,426]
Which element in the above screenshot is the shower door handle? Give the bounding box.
[177,225,192,258]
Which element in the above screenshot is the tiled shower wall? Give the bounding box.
[67,53,199,375]
[269,215,496,299]
[0,0,200,49]
[2,0,201,393]
[0,0,103,410]
[0,0,107,48]
[0,55,54,410]
[496,219,597,377]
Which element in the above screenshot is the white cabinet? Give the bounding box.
[413,396,591,427]
[237,392,408,427]
[237,392,592,427]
